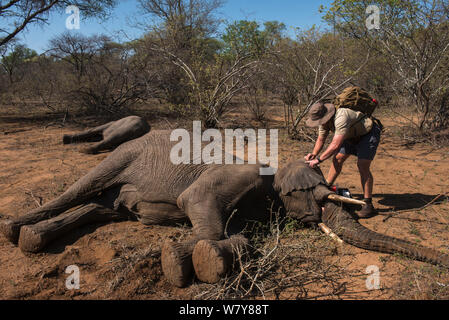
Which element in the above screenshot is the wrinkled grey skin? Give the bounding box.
[63,116,150,154]
[1,130,448,287]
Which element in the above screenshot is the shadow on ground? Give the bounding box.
[374,193,446,211]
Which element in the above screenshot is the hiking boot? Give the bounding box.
[356,202,377,219]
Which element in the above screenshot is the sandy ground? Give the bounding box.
[0,109,448,300]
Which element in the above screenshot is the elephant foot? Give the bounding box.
[0,220,22,244]
[18,225,46,253]
[161,240,196,288]
[192,236,248,284]
[62,134,72,144]
[192,240,230,284]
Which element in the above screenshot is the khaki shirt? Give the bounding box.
[318,108,373,140]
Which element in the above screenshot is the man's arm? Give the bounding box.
[305,133,328,161]
[319,134,345,161]
[313,134,327,156]
[306,134,345,168]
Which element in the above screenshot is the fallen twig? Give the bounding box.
[24,189,43,207]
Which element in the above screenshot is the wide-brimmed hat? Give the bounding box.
[305,102,336,127]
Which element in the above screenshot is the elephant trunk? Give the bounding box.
[322,201,449,267]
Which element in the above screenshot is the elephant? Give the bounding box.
[1,130,448,288]
[62,115,150,154]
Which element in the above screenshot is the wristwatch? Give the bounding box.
[317,156,323,163]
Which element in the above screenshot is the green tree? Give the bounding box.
[0,44,37,84]
[221,20,285,57]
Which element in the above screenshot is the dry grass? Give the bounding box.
[391,263,449,299]
[105,223,193,297]
[107,244,160,292]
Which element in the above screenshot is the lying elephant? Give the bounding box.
[1,130,448,287]
[63,115,150,154]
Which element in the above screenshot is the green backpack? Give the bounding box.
[333,86,378,117]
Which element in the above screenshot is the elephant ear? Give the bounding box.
[274,160,328,195]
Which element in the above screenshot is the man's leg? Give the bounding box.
[327,153,350,185]
[354,123,381,218]
[356,158,376,218]
[357,159,373,198]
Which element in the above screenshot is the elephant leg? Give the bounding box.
[128,201,190,288]
[162,165,266,287]
[186,198,226,241]
[192,235,249,284]
[0,152,130,244]
[161,198,226,287]
[18,202,126,253]
[63,123,111,144]
[80,134,124,154]
[135,202,187,226]
[0,202,84,245]
[1,187,104,244]
[161,239,197,288]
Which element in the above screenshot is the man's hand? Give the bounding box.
[304,153,316,161]
[306,159,320,168]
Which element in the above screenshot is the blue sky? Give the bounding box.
[15,0,333,53]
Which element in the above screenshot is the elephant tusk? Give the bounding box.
[327,194,366,206]
[318,223,343,244]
